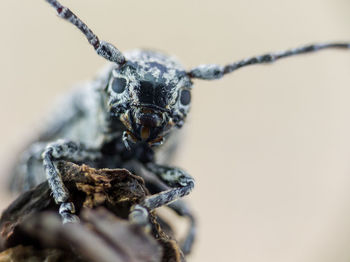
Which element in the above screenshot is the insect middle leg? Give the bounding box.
[168,201,196,254]
[42,139,101,223]
[10,142,48,192]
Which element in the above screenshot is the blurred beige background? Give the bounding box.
[1,0,350,261]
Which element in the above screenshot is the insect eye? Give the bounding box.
[111,77,127,94]
[180,89,191,106]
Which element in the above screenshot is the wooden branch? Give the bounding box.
[0,161,184,262]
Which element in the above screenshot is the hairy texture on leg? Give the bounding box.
[145,163,194,188]
[141,173,197,254]
[142,163,194,210]
[42,140,101,222]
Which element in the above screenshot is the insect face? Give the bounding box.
[106,50,192,146]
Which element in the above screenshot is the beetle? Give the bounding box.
[8,0,350,256]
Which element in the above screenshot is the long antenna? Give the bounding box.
[188,42,350,80]
[45,0,126,65]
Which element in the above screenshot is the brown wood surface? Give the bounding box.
[0,162,184,262]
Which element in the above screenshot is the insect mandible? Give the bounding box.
[9,0,350,256]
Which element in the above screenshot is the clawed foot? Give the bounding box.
[59,202,80,224]
[129,204,150,229]
[177,173,195,187]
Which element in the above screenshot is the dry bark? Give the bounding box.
[0,161,184,262]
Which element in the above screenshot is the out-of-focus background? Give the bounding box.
[1,0,350,261]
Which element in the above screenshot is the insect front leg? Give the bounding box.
[142,176,196,254]
[129,163,194,231]
[142,163,195,209]
[42,139,101,223]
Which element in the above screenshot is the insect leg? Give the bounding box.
[10,142,48,192]
[129,163,194,233]
[141,163,194,210]
[168,201,196,254]
[42,139,101,223]
[143,177,196,254]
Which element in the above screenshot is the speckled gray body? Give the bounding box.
[12,0,350,256]
[11,49,194,188]
[11,48,196,254]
